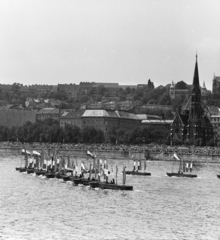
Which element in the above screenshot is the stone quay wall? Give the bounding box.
[1,147,220,163]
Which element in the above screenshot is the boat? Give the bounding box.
[56,156,73,181]
[73,161,98,185]
[166,152,197,178]
[125,171,151,176]
[33,150,47,176]
[19,168,27,173]
[35,170,47,176]
[90,165,133,191]
[26,152,37,174]
[73,178,97,186]
[45,149,56,179]
[126,158,151,176]
[26,168,35,174]
[89,182,133,190]
[217,175,220,178]
[45,172,56,178]
[16,149,31,172]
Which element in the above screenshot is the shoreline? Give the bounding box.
[1,146,220,163]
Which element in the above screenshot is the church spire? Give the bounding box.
[191,53,201,95]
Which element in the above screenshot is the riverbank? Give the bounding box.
[1,146,220,163]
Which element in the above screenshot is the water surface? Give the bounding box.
[1,155,220,240]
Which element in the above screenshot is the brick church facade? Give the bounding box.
[170,55,214,146]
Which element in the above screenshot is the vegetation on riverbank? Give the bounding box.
[0,118,169,145]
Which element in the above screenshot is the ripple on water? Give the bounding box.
[1,157,220,239]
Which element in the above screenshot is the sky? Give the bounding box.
[0,0,220,91]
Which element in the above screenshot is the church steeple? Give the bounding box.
[191,53,201,96]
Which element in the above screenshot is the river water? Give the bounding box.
[1,155,220,240]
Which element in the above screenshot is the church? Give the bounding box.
[170,55,214,146]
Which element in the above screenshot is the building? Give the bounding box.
[210,115,220,142]
[136,114,162,120]
[137,84,148,89]
[119,85,137,90]
[81,109,140,134]
[36,108,60,121]
[19,85,29,96]
[169,81,189,100]
[212,74,220,94]
[0,106,36,128]
[141,119,173,131]
[208,106,220,116]
[0,84,12,94]
[207,106,220,142]
[88,100,133,111]
[57,84,79,99]
[140,104,173,111]
[170,55,214,145]
[79,82,94,94]
[93,83,119,97]
[59,111,84,128]
[29,85,56,94]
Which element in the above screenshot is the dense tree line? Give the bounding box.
[0,118,216,146]
[0,119,170,145]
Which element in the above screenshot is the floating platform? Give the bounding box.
[89,182,133,191]
[166,172,197,178]
[68,176,79,181]
[126,171,151,176]
[26,168,35,174]
[35,169,47,176]
[19,167,27,173]
[73,178,98,186]
[62,175,71,181]
[45,172,56,178]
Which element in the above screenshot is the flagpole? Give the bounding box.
[116,165,118,185]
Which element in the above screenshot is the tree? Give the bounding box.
[81,126,97,143]
[107,126,117,144]
[175,81,188,89]
[79,95,89,104]
[96,129,105,143]
[158,92,171,105]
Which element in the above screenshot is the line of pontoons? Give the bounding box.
[16,149,220,189]
[15,149,133,191]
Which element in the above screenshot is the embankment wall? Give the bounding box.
[1,147,220,163]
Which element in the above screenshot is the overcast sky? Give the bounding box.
[0,0,220,90]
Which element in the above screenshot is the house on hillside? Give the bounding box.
[36,108,60,121]
[59,111,84,128]
[81,109,140,134]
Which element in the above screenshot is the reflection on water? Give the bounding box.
[1,155,220,240]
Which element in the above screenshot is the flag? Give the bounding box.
[87,151,95,159]
[123,166,126,185]
[185,162,189,172]
[116,165,118,185]
[190,162,193,172]
[173,152,180,161]
[81,162,88,173]
[144,160,147,171]
[33,150,41,156]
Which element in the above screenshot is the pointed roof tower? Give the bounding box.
[191,53,201,95]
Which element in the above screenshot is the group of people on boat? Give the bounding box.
[17,148,120,185]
